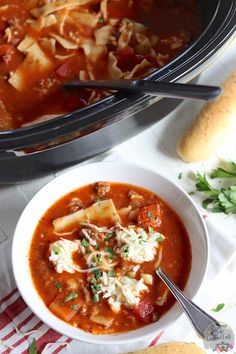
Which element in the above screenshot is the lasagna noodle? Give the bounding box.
[53,199,121,232]
[9,42,54,91]
[31,0,97,17]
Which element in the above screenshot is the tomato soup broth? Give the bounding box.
[29,182,191,334]
[0,0,202,129]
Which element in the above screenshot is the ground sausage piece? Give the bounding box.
[69,197,83,212]
[95,182,111,197]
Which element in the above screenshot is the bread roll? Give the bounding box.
[127,341,206,354]
[177,70,236,162]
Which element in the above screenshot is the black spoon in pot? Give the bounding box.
[64,80,222,101]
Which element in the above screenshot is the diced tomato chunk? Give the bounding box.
[133,299,154,322]
[49,292,82,322]
[137,204,162,229]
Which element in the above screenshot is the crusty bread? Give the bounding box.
[177,70,236,162]
[127,341,206,354]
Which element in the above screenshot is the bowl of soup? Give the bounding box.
[0,0,235,183]
[12,162,209,344]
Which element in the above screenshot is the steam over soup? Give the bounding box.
[0,0,202,129]
[29,182,192,334]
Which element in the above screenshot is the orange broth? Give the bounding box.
[29,182,191,334]
[0,0,202,129]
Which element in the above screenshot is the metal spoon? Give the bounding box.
[156,268,220,338]
[64,80,222,101]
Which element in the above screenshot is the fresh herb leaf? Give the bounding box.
[93,293,100,303]
[95,243,100,249]
[105,232,116,241]
[105,247,115,259]
[108,271,116,277]
[178,172,183,180]
[98,17,104,24]
[230,161,236,170]
[52,245,60,255]
[70,304,78,310]
[28,338,37,354]
[195,173,219,197]
[93,269,102,279]
[63,292,78,303]
[54,281,61,289]
[156,234,165,243]
[122,246,129,257]
[212,303,225,312]
[96,254,102,262]
[148,226,153,234]
[91,283,101,294]
[211,167,236,179]
[194,170,236,215]
[188,191,195,196]
[147,211,152,218]
[81,239,89,248]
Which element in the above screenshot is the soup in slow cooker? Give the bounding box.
[0,0,202,130]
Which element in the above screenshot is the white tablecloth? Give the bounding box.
[0,39,236,354]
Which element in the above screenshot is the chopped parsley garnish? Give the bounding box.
[63,292,78,303]
[195,173,236,214]
[54,281,61,289]
[147,211,152,218]
[105,232,116,241]
[105,247,115,259]
[212,303,225,312]
[91,283,101,294]
[156,234,165,243]
[93,293,100,303]
[122,246,129,257]
[70,304,79,310]
[148,226,153,234]
[52,245,60,255]
[108,271,116,277]
[98,18,105,24]
[81,239,89,248]
[188,191,195,196]
[96,254,102,263]
[28,338,37,354]
[93,269,102,279]
[178,172,183,180]
[95,243,100,249]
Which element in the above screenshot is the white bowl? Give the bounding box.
[12,162,209,345]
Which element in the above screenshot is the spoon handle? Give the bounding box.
[156,268,220,338]
[64,80,222,101]
[131,81,221,100]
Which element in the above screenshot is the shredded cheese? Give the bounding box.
[116,225,163,263]
[49,238,80,273]
[97,272,148,312]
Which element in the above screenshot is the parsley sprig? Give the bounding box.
[211,303,225,312]
[195,163,236,214]
[211,161,236,179]
[28,338,37,354]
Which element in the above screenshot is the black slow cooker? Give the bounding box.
[0,0,235,183]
